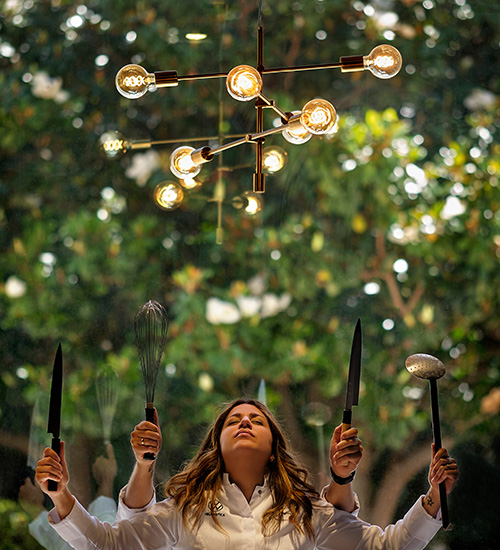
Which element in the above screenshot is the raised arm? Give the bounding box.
[422,444,459,518]
[35,441,75,520]
[122,409,162,509]
[324,425,362,513]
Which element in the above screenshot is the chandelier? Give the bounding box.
[100,8,402,241]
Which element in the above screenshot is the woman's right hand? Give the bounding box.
[35,441,70,496]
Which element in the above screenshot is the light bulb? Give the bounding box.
[300,99,337,135]
[99,131,130,158]
[232,191,263,216]
[244,193,263,216]
[282,111,312,145]
[115,64,156,99]
[262,146,287,174]
[169,146,202,179]
[226,65,263,101]
[364,45,402,79]
[154,181,184,211]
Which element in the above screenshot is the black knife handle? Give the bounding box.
[48,437,61,492]
[144,407,156,461]
[341,409,352,433]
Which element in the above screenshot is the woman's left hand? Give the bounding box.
[428,445,459,495]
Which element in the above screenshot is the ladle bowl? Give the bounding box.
[405,353,445,380]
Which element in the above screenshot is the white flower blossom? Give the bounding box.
[236,295,262,317]
[31,72,69,103]
[372,11,399,30]
[464,88,496,111]
[247,273,267,295]
[440,196,466,220]
[125,151,161,187]
[206,297,241,325]
[5,276,27,298]
[260,293,292,318]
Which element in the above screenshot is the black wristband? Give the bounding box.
[330,466,355,485]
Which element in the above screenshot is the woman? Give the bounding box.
[35,398,458,550]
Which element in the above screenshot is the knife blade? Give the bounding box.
[47,343,63,491]
[341,318,362,434]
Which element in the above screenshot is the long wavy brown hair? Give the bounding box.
[163,398,320,539]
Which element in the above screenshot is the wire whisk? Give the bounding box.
[96,368,120,445]
[134,300,169,458]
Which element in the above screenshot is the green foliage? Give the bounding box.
[1,0,500,546]
[0,500,43,550]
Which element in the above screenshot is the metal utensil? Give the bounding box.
[134,300,169,460]
[47,343,63,491]
[341,318,362,434]
[339,318,362,467]
[405,353,452,530]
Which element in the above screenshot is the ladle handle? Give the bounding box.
[429,379,451,530]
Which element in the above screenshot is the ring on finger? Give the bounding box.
[141,438,145,445]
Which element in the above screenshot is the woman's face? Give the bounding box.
[219,403,273,465]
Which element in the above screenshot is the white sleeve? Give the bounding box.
[115,485,156,521]
[320,485,361,518]
[49,497,179,550]
[316,496,442,550]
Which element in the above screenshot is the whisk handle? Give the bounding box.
[144,406,156,461]
[145,406,155,423]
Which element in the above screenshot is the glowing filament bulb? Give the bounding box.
[300,99,337,135]
[115,64,156,99]
[154,182,184,211]
[364,45,402,79]
[99,131,130,158]
[226,65,263,101]
[282,111,312,145]
[245,195,262,215]
[170,146,202,179]
[262,146,287,174]
[232,191,263,216]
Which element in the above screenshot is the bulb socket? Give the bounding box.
[191,146,214,165]
[154,70,179,87]
[340,55,365,73]
[253,172,265,193]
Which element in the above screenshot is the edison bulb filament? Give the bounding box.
[100,131,130,158]
[300,99,337,135]
[226,65,263,101]
[154,182,184,211]
[364,45,402,79]
[262,146,287,174]
[115,64,156,99]
[170,146,202,179]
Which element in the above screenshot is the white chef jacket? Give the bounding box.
[49,474,441,550]
[30,496,116,550]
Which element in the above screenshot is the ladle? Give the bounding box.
[405,353,452,530]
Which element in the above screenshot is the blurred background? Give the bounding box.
[1,0,499,548]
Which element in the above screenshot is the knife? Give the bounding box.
[341,318,362,435]
[47,343,63,492]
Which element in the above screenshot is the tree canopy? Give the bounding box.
[1,1,499,548]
